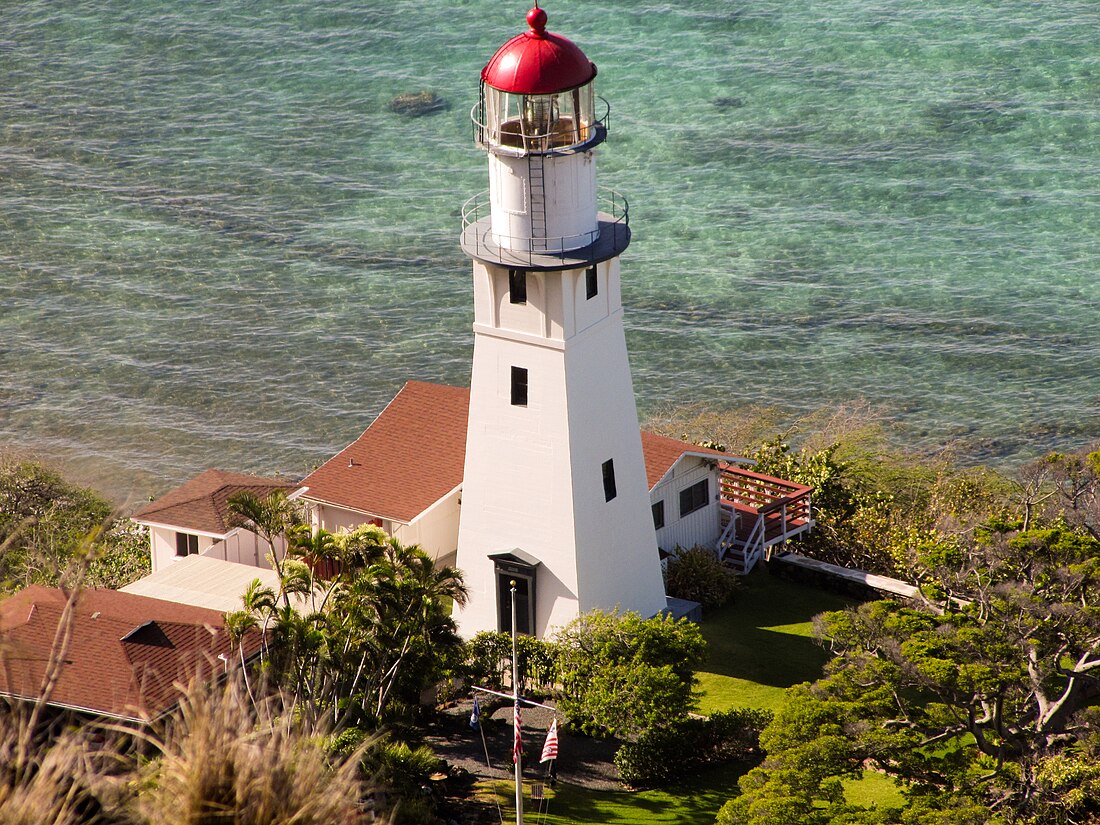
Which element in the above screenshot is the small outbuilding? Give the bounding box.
[131,469,297,573]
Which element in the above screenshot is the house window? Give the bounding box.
[175,532,199,557]
[679,479,709,517]
[511,366,528,406]
[509,269,527,304]
[652,500,665,530]
[585,266,598,299]
[602,459,617,502]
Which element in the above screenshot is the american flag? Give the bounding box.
[513,701,523,764]
[540,719,559,763]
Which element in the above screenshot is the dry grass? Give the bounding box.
[136,679,371,825]
[0,711,109,825]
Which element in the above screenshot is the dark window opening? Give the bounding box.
[509,269,527,304]
[602,459,617,502]
[498,573,534,636]
[511,366,528,406]
[679,479,709,517]
[585,266,598,299]
[175,532,199,557]
[652,500,665,530]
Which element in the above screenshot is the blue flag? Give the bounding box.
[469,696,481,731]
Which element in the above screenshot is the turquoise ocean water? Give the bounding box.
[2,0,1099,500]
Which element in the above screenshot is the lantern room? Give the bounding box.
[462,5,627,261]
[475,6,604,156]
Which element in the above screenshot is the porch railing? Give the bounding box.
[717,466,814,574]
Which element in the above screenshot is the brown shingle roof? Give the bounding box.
[639,431,735,487]
[0,585,259,722]
[300,381,736,521]
[131,469,294,535]
[301,382,471,524]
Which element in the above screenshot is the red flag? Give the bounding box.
[513,701,523,764]
[540,719,559,763]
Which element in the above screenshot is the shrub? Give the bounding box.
[555,610,706,738]
[664,545,740,610]
[137,679,366,825]
[465,631,557,694]
[613,708,772,788]
[0,456,150,593]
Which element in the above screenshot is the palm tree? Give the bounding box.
[226,491,305,607]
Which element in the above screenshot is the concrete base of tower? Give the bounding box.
[663,597,703,623]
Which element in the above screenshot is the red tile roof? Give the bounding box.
[300,381,735,521]
[0,585,259,722]
[301,382,471,523]
[131,469,294,535]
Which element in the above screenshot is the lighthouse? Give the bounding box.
[454,5,668,638]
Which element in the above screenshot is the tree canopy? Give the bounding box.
[717,444,1100,825]
[226,521,467,731]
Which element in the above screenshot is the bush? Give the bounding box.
[554,610,706,738]
[664,545,740,610]
[0,456,150,593]
[613,708,772,788]
[465,631,557,694]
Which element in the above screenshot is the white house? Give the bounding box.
[131,469,295,573]
[297,381,469,566]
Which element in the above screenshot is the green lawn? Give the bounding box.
[696,567,858,715]
[481,762,746,825]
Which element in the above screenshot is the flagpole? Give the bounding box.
[511,581,523,825]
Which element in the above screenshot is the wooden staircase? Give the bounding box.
[716,466,814,574]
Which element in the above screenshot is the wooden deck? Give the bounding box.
[717,466,815,574]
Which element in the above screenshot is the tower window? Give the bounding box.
[652,500,665,530]
[511,366,528,406]
[585,266,598,299]
[602,459,617,502]
[175,532,199,557]
[679,479,709,517]
[509,269,527,304]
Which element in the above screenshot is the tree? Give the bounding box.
[718,519,1100,825]
[226,490,306,606]
[228,522,467,731]
[553,609,706,738]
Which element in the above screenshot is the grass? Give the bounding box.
[479,762,746,825]
[843,770,906,808]
[696,567,857,715]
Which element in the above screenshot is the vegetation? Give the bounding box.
[225,516,468,732]
[664,544,741,611]
[137,680,367,825]
[5,423,1100,825]
[466,629,558,695]
[694,568,857,714]
[554,608,706,738]
[484,761,749,825]
[0,456,149,593]
[0,678,371,825]
[614,708,771,788]
[722,523,1100,825]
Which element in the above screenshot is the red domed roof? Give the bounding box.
[481,7,596,95]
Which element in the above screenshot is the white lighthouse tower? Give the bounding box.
[455,5,667,638]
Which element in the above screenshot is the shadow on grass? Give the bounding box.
[525,762,747,825]
[699,567,860,687]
